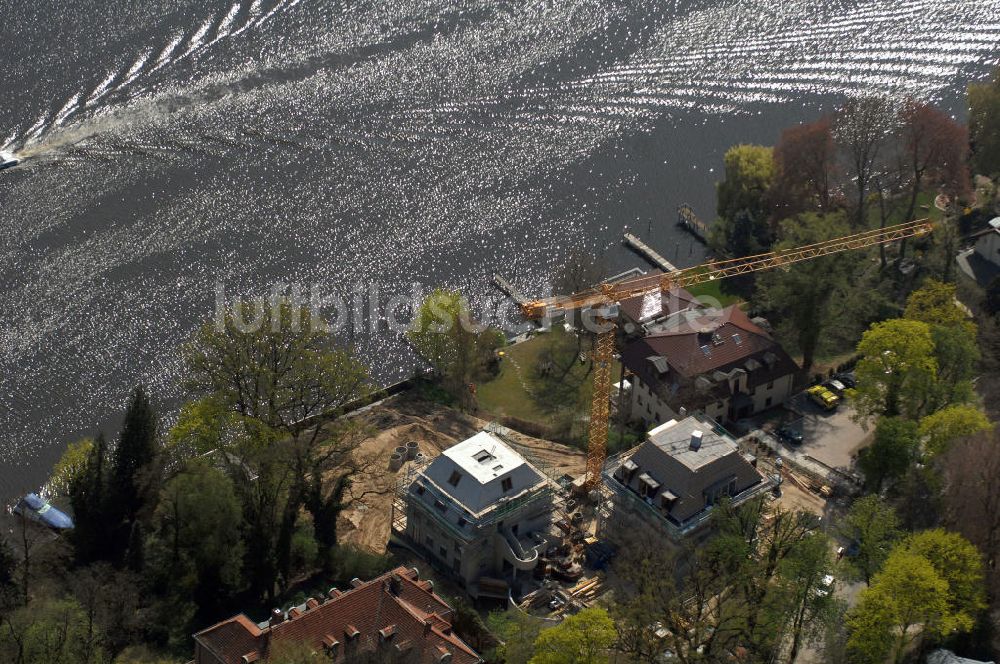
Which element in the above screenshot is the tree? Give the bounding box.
[904,279,974,331]
[858,417,920,492]
[106,386,161,567]
[184,299,371,601]
[407,289,503,409]
[968,69,1000,176]
[612,536,749,664]
[847,551,951,664]
[69,433,111,565]
[71,564,143,659]
[986,275,1000,316]
[712,145,776,258]
[839,495,901,585]
[530,607,615,664]
[941,429,1000,600]
[754,212,855,375]
[918,405,992,457]
[898,101,968,223]
[774,532,839,663]
[851,319,937,420]
[903,280,980,413]
[902,529,986,632]
[834,97,895,228]
[847,531,985,664]
[49,438,95,497]
[0,596,109,664]
[487,609,544,664]
[773,116,836,216]
[145,462,244,624]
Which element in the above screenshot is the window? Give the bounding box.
[439,546,448,559]
[425,536,434,549]
[452,559,461,573]
[447,471,462,487]
[501,478,513,492]
[765,397,772,407]
[434,499,446,513]
[415,485,425,495]
[454,542,461,553]
[457,517,467,528]
[767,380,774,390]
[473,450,496,463]
[733,333,742,346]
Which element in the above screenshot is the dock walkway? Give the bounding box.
[677,204,709,242]
[622,232,678,272]
[493,274,528,307]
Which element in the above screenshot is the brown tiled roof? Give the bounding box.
[621,305,799,404]
[193,567,481,664]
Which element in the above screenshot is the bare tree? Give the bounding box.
[940,428,1000,600]
[835,97,896,228]
[773,115,837,217]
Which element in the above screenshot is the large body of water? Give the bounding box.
[1,0,998,497]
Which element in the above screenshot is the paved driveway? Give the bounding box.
[782,395,871,473]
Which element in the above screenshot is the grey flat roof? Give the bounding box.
[646,417,738,471]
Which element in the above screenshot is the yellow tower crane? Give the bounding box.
[521,218,934,491]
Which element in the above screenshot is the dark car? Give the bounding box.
[776,426,804,446]
[834,372,856,389]
[824,379,847,396]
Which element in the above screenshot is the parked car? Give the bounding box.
[806,385,840,411]
[824,379,847,396]
[834,372,856,389]
[776,426,804,446]
[12,493,74,530]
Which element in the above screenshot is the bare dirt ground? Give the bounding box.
[332,394,587,553]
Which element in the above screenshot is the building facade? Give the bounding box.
[620,304,799,427]
[403,431,556,599]
[191,567,481,664]
[601,415,771,542]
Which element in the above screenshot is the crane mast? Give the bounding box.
[522,218,934,491]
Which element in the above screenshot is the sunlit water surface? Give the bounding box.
[1,0,998,495]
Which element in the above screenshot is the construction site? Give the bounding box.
[342,218,931,622]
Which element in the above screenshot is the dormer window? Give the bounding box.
[501,478,513,492]
[447,471,462,487]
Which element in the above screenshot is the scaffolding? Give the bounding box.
[389,422,574,549]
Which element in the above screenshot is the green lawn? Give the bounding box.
[477,332,557,426]
[477,328,605,435]
[685,279,743,308]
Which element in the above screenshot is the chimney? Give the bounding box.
[388,574,402,596]
[678,406,687,418]
[327,587,341,601]
[269,609,285,626]
[350,577,364,588]
[690,430,703,451]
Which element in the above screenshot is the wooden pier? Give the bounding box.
[622,232,678,272]
[677,203,709,242]
[493,274,528,307]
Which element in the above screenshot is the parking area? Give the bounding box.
[782,393,871,473]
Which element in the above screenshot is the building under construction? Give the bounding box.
[391,424,598,602]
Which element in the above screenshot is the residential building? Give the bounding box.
[191,566,481,664]
[403,430,556,599]
[620,304,799,426]
[601,414,770,541]
[975,218,1000,267]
